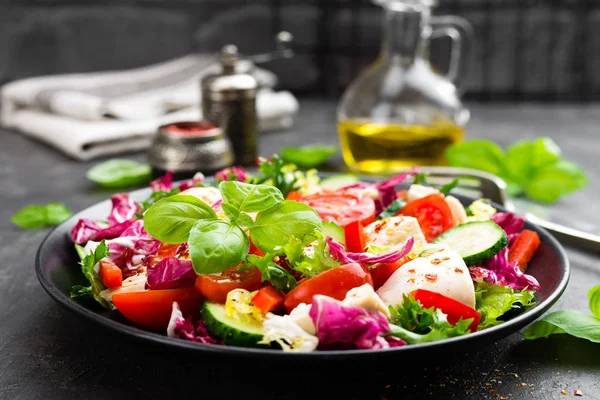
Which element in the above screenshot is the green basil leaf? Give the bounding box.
[250,200,322,254]
[505,138,562,185]
[589,284,600,320]
[221,203,240,222]
[439,178,459,196]
[144,194,217,244]
[523,310,600,343]
[280,145,338,169]
[86,159,151,188]
[525,160,588,203]
[235,213,255,228]
[444,140,507,176]
[530,137,562,169]
[219,181,284,213]
[189,219,249,274]
[11,202,72,229]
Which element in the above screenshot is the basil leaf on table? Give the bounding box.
[250,200,323,254]
[280,145,338,169]
[11,202,72,229]
[189,219,249,274]
[523,310,600,343]
[444,139,507,176]
[143,194,217,244]
[219,181,284,213]
[525,160,588,203]
[86,159,151,188]
[588,284,600,320]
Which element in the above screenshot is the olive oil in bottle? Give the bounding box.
[338,119,465,174]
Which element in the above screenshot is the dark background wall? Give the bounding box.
[1,0,598,101]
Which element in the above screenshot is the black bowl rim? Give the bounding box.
[35,177,570,360]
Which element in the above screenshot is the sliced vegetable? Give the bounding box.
[433,220,508,266]
[201,301,266,347]
[322,220,346,246]
[508,229,540,271]
[343,220,366,253]
[283,263,373,313]
[251,286,285,314]
[400,193,454,242]
[319,174,360,191]
[412,289,481,332]
[98,260,123,288]
[296,192,375,227]
[112,288,203,331]
[369,257,410,290]
[195,265,262,304]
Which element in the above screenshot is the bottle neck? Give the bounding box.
[380,4,431,65]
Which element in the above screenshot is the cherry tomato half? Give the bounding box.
[400,193,454,242]
[296,193,376,227]
[112,288,203,331]
[283,263,373,313]
[195,265,262,304]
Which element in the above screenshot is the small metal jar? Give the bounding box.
[148,120,234,179]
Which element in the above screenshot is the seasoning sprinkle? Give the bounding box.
[574,389,583,396]
[425,273,438,282]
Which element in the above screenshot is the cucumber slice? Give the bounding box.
[201,301,267,347]
[320,174,360,191]
[432,220,508,266]
[322,220,345,245]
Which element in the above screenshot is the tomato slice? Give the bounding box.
[195,265,262,304]
[283,263,373,313]
[112,288,203,331]
[99,260,123,288]
[296,193,376,227]
[411,289,481,332]
[369,256,410,290]
[343,220,366,252]
[400,193,454,242]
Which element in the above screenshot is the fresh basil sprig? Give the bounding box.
[523,284,600,343]
[143,179,322,276]
[70,240,111,309]
[11,202,72,229]
[86,159,152,188]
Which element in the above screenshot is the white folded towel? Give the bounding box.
[0,54,299,161]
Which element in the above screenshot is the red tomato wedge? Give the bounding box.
[369,256,410,290]
[296,192,376,227]
[112,288,203,331]
[508,229,540,272]
[283,263,373,313]
[251,285,285,313]
[400,193,454,242]
[99,260,122,288]
[195,265,262,304]
[411,289,481,332]
[343,220,366,252]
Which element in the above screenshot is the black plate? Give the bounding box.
[35,178,570,361]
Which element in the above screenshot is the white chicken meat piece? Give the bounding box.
[376,246,476,309]
[406,184,440,202]
[343,283,391,318]
[364,215,427,249]
[179,186,222,207]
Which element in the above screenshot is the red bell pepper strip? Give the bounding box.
[251,285,285,314]
[508,229,540,272]
[412,289,481,333]
[99,259,123,288]
[343,220,366,253]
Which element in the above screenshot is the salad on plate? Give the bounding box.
[69,155,542,352]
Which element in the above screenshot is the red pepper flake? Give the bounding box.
[408,269,416,274]
[574,389,583,396]
[431,258,442,265]
[561,390,568,395]
[425,273,438,282]
[407,278,416,284]
[454,267,464,273]
[520,383,527,387]
[500,397,508,400]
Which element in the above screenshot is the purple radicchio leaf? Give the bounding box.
[146,257,196,290]
[178,172,205,191]
[309,295,405,350]
[215,166,249,183]
[151,170,173,192]
[469,247,541,291]
[325,236,414,265]
[167,302,221,345]
[107,220,161,270]
[70,218,134,244]
[107,193,139,225]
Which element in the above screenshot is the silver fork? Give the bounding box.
[417,166,600,253]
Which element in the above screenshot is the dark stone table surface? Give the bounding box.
[1,98,599,400]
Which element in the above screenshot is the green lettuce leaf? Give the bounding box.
[387,294,472,344]
[475,281,537,329]
[281,231,340,278]
[70,240,112,309]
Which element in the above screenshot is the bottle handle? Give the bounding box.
[429,15,473,96]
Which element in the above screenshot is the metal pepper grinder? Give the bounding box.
[200,31,294,166]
